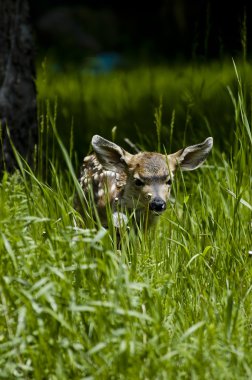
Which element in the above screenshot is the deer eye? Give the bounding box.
[166,178,172,186]
[134,178,145,187]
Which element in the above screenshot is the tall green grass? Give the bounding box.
[0,61,251,379]
[37,59,252,159]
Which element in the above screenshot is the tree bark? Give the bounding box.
[0,0,37,173]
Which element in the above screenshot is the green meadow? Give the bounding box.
[0,59,252,379]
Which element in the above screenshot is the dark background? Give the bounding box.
[30,0,252,65]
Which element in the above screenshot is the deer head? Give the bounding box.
[91,135,213,215]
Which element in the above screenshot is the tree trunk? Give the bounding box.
[0,0,37,173]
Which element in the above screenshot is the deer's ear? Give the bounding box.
[92,135,132,172]
[171,137,213,171]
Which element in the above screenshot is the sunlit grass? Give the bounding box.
[0,61,251,378]
[36,59,252,157]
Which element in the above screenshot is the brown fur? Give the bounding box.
[76,135,213,229]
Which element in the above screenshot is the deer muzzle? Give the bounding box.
[149,197,166,213]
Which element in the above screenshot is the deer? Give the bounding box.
[76,135,213,231]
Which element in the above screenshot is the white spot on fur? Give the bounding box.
[112,212,128,228]
[98,188,104,197]
[107,171,115,179]
[93,173,99,182]
[83,155,91,162]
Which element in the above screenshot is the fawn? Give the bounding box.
[77,135,213,229]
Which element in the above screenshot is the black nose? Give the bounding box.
[149,197,166,212]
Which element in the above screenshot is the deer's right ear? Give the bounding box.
[92,135,132,172]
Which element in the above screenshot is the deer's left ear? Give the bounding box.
[171,137,213,171]
[92,135,132,172]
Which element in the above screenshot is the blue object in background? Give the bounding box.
[84,52,122,74]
